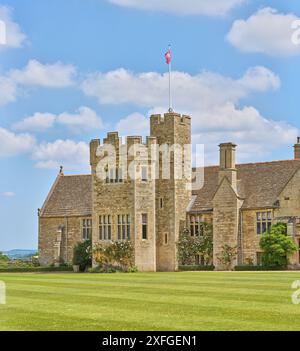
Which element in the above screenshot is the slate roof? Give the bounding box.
[40,160,300,217]
[190,160,300,213]
[40,174,92,217]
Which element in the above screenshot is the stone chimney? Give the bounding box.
[218,143,237,190]
[294,137,300,160]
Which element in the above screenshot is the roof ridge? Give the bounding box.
[62,174,91,177]
[193,159,299,170]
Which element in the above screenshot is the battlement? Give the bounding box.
[90,132,158,168]
[150,112,191,126]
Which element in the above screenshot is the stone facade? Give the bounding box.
[38,112,300,271]
[39,216,91,266]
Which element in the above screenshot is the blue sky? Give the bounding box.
[0,0,300,250]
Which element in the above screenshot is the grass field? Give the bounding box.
[0,271,300,331]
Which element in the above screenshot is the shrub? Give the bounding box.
[0,266,73,273]
[260,223,297,267]
[235,265,287,271]
[88,265,118,273]
[177,224,213,266]
[72,240,92,272]
[93,241,134,270]
[217,244,237,270]
[178,265,214,271]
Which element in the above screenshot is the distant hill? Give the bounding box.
[2,249,37,260]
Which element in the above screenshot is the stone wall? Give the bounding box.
[241,209,265,265]
[275,168,300,265]
[90,133,157,271]
[150,113,191,271]
[213,178,242,270]
[39,216,89,266]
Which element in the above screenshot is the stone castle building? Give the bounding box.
[39,112,300,270]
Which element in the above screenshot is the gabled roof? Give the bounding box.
[40,174,92,217]
[190,160,300,213]
[40,160,300,217]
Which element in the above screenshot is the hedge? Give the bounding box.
[0,266,73,273]
[178,265,215,271]
[234,265,287,271]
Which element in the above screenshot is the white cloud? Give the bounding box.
[227,8,300,56]
[116,112,149,136]
[82,66,280,111]
[0,76,17,105]
[108,0,245,16]
[0,60,77,106]
[190,103,298,164]
[87,66,295,164]
[12,107,103,133]
[0,127,36,157]
[9,60,76,87]
[1,192,15,197]
[32,139,90,171]
[13,112,56,132]
[56,106,104,131]
[0,6,26,48]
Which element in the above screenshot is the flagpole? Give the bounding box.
[168,60,172,112]
[167,44,173,113]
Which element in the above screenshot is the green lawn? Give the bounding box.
[0,271,300,331]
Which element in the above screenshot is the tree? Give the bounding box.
[260,222,297,267]
[72,240,92,272]
[0,252,9,262]
[217,244,237,270]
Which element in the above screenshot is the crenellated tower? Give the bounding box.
[150,112,192,271]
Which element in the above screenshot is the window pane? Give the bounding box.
[108,215,111,224]
[142,214,147,225]
[119,168,123,182]
[108,226,111,240]
[99,226,102,240]
[257,212,261,220]
[127,225,130,240]
[142,166,148,181]
[122,226,125,240]
[99,216,102,224]
[118,226,121,240]
[262,222,267,233]
[142,225,147,240]
[122,215,125,224]
[262,212,267,220]
[257,222,261,235]
[104,226,107,240]
[127,215,131,224]
[190,225,194,237]
[267,212,272,220]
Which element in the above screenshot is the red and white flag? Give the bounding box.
[165,49,171,65]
